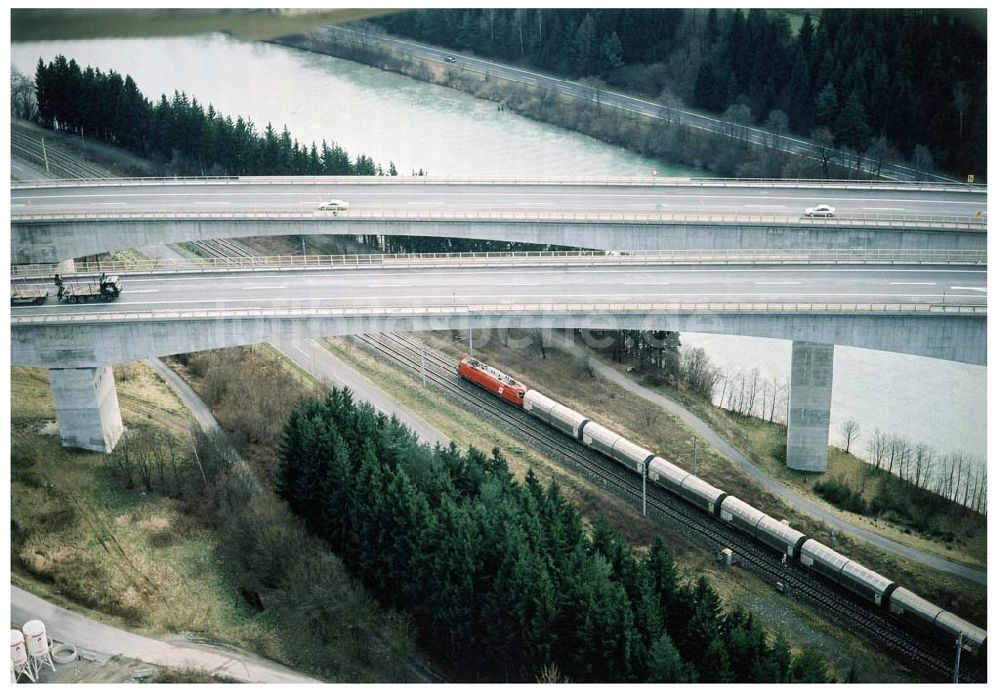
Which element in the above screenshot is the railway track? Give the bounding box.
[184,238,258,260]
[12,128,109,179]
[15,142,980,680]
[351,331,984,683]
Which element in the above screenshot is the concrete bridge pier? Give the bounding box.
[785,341,834,472]
[48,365,124,453]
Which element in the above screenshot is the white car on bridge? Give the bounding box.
[318,199,350,211]
[804,204,835,217]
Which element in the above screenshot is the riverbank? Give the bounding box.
[272,27,837,180]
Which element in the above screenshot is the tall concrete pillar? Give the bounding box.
[785,341,833,472]
[49,366,124,452]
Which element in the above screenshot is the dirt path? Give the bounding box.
[558,339,986,585]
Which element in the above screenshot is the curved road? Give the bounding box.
[557,341,986,585]
[10,263,988,319]
[11,178,986,218]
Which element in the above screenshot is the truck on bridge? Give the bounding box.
[54,273,123,303]
[10,280,48,305]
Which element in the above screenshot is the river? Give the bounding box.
[11,33,987,461]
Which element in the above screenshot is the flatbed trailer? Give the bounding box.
[55,273,123,303]
[10,284,48,305]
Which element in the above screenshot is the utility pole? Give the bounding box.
[420,341,427,386]
[41,138,50,173]
[953,634,963,683]
[469,328,473,355]
[642,458,649,517]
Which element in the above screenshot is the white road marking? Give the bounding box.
[242,285,287,290]
[890,282,936,285]
[118,267,985,285]
[91,202,127,206]
[109,292,981,307]
[950,286,987,292]
[754,281,801,285]
[194,201,232,205]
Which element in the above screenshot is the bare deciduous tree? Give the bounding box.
[840,418,860,454]
[10,68,37,121]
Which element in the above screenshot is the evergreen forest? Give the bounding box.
[374,8,987,178]
[26,55,559,255]
[275,387,833,682]
[31,55,394,177]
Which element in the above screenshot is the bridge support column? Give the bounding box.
[785,341,833,472]
[49,366,123,452]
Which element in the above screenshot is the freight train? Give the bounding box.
[457,357,987,657]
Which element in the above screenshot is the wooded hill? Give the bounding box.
[276,387,833,682]
[374,9,986,179]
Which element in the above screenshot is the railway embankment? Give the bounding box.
[314,334,923,681]
[558,340,987,578]
[400,330,986,631]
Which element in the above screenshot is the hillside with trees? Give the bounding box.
[275,386,832,682]
[29,55,392,177]
[374,9,986,179]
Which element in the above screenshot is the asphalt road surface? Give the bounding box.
[11,179,987,218]
[11,263,987,319]
[10,586,319,683]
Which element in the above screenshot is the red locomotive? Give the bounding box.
[457,357,527,406]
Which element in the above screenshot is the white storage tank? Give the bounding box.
[10,629,28,672]
[21,620,49,658]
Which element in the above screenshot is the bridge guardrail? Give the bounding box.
[11,301,986,326]
[10,209,987,229]
[10,174,988,192]
[10,249,988,278]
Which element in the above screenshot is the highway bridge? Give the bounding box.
[11,177,987,263]
[10,253,986,464]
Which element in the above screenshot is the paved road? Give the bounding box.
[10,263,987,319]
[145,357,222,433]
[556,339,987,585]
[11,179,986,218]
[275,338,449,447]
[10,586,320,683]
